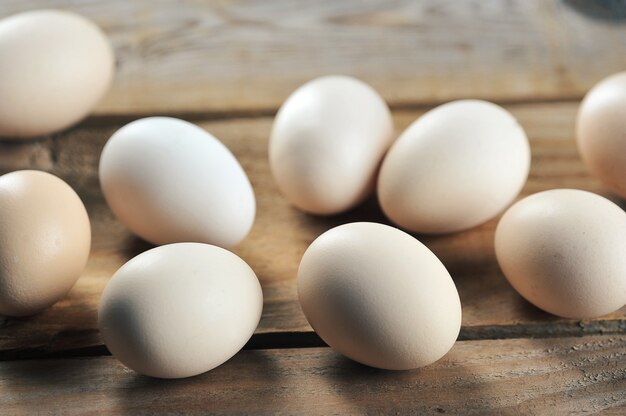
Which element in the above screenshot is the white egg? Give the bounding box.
[577,72,626,199]
[99,117,255,248]
[98,243,263,379]
[0,10,113,138]
[495,189,626,318]
[270,76,394,215]
[298,222,461,370]
[378,100,530,234]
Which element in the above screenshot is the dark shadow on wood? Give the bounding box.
[564,0,626,22]
[2,317,624,361]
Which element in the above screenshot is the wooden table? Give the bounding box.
[1,1,625,414]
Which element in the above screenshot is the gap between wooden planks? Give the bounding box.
[0,101,624,361]
[1,335,624,414]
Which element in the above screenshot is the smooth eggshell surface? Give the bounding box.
[0,10,114,138]
[0,170,91,316]
[98,243,263,379]
[298,222,461,370]
[378,100,530,234]
[99,117,255,248]
[577,72,626,199]
[270,75,394,215]
[495,189,626,319]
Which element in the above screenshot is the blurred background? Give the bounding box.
[2,0,626,116]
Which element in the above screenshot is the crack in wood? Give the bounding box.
[2,319,624,361]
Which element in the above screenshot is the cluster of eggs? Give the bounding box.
[0,10,262,379]
[0,9,625,379]
[273,76,626,370]
[0,9,111,317]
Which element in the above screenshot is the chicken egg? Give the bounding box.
[378,100,530,234]
[99,117,255,248]
[270,76,394,215]
[0,170,91,316]
[0,10,114,138]
[98,242,263,379]
[495,189,626,318]
[577,72,626,199]
[298,222,461,370]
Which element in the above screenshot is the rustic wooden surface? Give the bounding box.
[2,336,625,415]
[2,0,626,114]
[1,0,625,414]
[1,103,626,360]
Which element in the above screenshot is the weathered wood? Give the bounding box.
[1,335,624,415]
[1,0,625,116]
[0,102,624,358]
[0,1,623,412]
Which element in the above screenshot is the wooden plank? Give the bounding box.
[0,102,624,358]
[1,0,625,115]
[1,335,624,414]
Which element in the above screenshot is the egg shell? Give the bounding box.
[577,72,626,199]
[99,117,255,248]
[0,170,91,316]
[270,75,394,215]
[0,10,114,138]
[495,189,626,319]
[297,222,461,370]
[378,100,530,234]
[98,242,263,379]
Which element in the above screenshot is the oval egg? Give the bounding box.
[495,189,626,319]
[0,10,114,138]
[98,242,263,379]
[378,100,530,234]
[577,71,626,199]
[0,170,91,316]
[99,117,256,248]
[270,75,394,215]
[298,222,461,370]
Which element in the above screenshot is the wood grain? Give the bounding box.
[1,0,625,116]
[0,102,624,358]
[1,335,624,415]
